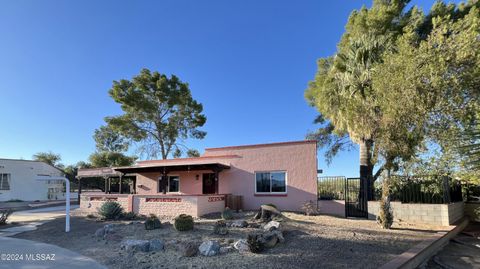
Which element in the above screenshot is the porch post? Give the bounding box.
[104,177,108,194]
[119,175,123,194]
[161,168,168,194]
[77,177,82,202]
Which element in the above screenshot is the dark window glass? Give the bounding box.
[168,176,180,192]
[271,172,286,192]
[255,172,271,192]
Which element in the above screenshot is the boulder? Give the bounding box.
[94,227,105,238]
[261,205,281,215]
[231,220,248,228]
[263,221,281,231]
[104,224,116,234]
[120,239,150,252]
[149,239,165,251]
[262,232,279,248]
[233,239,250,252]
[219,246,233,254]
[199,240,220,256]
[180,241,198,257]
[271,230,285,243]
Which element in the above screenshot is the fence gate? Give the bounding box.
[345,177,368,218]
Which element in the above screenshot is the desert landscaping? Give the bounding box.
[12,207,446,269]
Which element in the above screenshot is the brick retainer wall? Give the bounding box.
[368,201,464,226]
[80,193,225,217]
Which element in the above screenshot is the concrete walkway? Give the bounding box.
[0,205,79,237]
[0,237,106,269]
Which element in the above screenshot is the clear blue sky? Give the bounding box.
[0,0,454,177]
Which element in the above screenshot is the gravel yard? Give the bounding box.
[13,212,445,269]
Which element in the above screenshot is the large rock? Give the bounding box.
[120,239,150,252]
[149,239,165,251]
[261,205,281,215]
[104,224,116,234]
[230,220,248,228]
[262,232,279,248]
[94,227,105,238]
[263,221,281,231]
[233,239,250,252]
[219,246,233,254]
[180,241,198,257]
[199,240,220,256]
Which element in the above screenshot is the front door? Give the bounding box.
[202,173,217,194]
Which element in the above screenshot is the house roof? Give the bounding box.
[0,158,65,174]
[204,140,317,151]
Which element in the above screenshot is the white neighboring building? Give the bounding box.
[0,158,66,202]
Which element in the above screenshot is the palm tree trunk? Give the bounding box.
[359,138,374,200]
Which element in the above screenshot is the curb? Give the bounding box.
[379,218,469,269]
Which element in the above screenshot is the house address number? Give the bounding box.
[208,196,225,202]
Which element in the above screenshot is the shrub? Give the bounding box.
[221,207,234,220]
[6,199,23,203]
[247,232,264,253]
[474,206,480,221]
[86,214,96,219]
[123,211,137,220]
[0,209,12,225]
[98,201,123,220]
[174,214,194,231]
[145,214,161,230]
[301,200,319,216]
[377,179,394,229]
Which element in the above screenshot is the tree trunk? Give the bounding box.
[359,138,374,200]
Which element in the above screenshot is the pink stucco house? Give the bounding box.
[78,140,318,217]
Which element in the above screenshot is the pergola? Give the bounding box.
[76,167,136,199]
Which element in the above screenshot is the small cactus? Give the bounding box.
[145,214,161,230]
[221,207,234,220]
[174,214,194,231]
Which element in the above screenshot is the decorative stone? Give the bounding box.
[120,239,150,252]
[94,227,105,238]
[261,205,281,215]
[104,224,116,234]
[149,239,165,251]
[180,241,198,257]
[263,221,281,231]
[262,232,279,248]
[233,239,250,252]
[231,220,248,228]
[219,246,233,254]
[199,240,220,256]
[271,230,285,243]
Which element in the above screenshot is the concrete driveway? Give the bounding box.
[0,205,79,237]
[0,237,106,269]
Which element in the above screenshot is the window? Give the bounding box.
[255,171,286,194]
[0,174,11,190]
[168,176,180,192]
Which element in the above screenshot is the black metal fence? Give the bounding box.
[318,176,345,200]
[385,175,463,204]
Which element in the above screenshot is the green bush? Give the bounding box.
[174,214,194,231]
[98,201,123,220]
[221,207,234,220]
[6,199,24,203]
[0,209,12,225]
[145,214,161,230]
[123,211,137,220]
[86,214,96,219]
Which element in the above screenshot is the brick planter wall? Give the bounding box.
[368,201,464,226]
[80,193,225,217]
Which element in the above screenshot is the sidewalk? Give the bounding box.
[0,237,106,269]
[0,205,79,237]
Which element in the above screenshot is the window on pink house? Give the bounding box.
[255,171,286,194]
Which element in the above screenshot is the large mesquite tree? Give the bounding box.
[105,68,207,160]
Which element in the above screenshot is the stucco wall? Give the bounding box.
[204,141,318,211]
[0,159,65,202]
[368,201,464,226]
